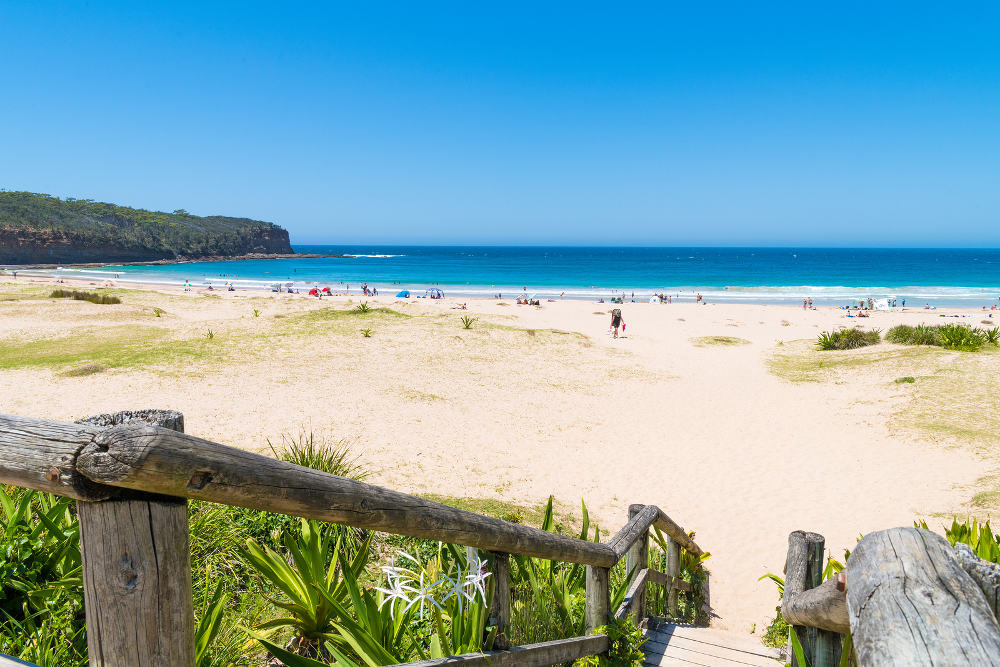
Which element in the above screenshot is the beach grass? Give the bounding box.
[690,335,751,347]
[0,326,226,373]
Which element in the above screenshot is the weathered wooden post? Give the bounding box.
[585,565,610,634]
[846,527,1000,664]
[487,552,511,649]
[76,410,194,667]
[784,531,842,667]
[665,538,681,617]
[625,507,649,622]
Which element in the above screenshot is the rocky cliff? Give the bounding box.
[0,192,294,265]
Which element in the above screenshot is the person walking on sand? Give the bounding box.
[610,308,624,339]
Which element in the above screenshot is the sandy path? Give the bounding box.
[0,276,990,635]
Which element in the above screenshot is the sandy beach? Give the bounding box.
[1,274,997,638]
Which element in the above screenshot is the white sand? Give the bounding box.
[0,274,994,635]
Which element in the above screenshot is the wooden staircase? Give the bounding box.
[642,622,781,666]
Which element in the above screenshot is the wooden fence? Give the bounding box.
[0,410,707,666]
[780,528,1000,666]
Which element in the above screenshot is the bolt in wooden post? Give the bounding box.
[585,565,610,634]
[76,411,194,667]
[666,537,681,617]
[625,507,649,622]
[487,552,511,650]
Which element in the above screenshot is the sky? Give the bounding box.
[1,2,998,246]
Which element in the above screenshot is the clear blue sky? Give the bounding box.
[2,2,998,245]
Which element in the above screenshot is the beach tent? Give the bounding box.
[649,295,659,304]
[425,288,444,298]
[396,290,410,298]
[874,299,890,311]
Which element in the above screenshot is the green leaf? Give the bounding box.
[789,627,809,667]
[255,637,331,667]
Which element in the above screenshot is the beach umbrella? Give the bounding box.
[528,294,537,300]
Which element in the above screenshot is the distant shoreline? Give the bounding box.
[1,252,353,270]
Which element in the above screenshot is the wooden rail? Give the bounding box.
[780,527,1000,666]
[0,411,707,667]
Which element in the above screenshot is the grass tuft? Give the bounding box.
[690,336,750,347]
[59,363,107,377]
[268,431,369,480]
[817,328,881,350]
[895,376,916,384]
[50,289,121,305]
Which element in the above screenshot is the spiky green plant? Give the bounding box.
[817,328,880,350]
[460,315,477,330]
[359,328,373,338]
[938,324,985,351]
[252,309,261,318]
[206,329,215,340]
[355,302,371,313]
[268,432,369,480]
[153,307,165,317]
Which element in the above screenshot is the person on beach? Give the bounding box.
[610,308,624,339]
[803,298,807,309]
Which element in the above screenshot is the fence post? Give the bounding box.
[76,410,195,667]
[666,538,681,617]
[625,507,649,622]
[786,531,842,667]
[487,552,511,649]
[585,565,610,634]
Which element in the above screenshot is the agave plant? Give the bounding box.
[460,315,477,330]
[239,519,370,656]
[355,302,371,313]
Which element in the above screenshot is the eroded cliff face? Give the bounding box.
[0,226,293,264]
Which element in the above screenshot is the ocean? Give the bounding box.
[33,246,1000,307]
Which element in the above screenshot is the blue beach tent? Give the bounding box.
[396,290,410,298]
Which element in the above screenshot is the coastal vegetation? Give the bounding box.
[690,335,750,347]
[0,431,706,665]
[816,327,881,350]
[0,191,291,263]
[886,323,1000,351]
[49,289,121,305]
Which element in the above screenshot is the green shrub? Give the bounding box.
[817,328,881,350]
[887,323,998,351]
[938,324,986,351]
[895,376,916,384]
[460,315,478,330]
[49,289,121,305]
[886,324,941,346]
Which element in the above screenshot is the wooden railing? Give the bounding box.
[780,528,1000,666]
[0,411,707,666]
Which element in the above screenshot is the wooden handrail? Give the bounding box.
[0,411,711,666]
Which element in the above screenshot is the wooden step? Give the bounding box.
[642,624,781,666]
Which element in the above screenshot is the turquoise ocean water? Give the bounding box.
[33,246,1000,307]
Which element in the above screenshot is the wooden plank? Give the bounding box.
[75,424,617,567]
[846,527,1000,665]
[400,634,608,666]
[643,636,776,666]
[645,623,782,658]
[624,505,652,619]
[585,565,610,634]
[77,410,195,667]
[487,552,510,650]
[610,504,658,561]
[647,567,693,593]
[616,568,651,620]
[0,413,109,500]
[654,509,703,556]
